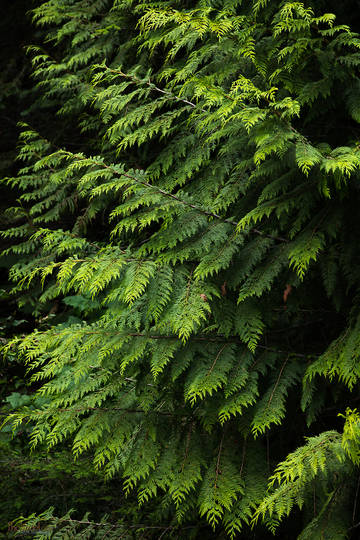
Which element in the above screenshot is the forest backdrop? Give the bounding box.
[1,0,360,538]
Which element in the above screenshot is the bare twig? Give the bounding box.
[215,430,225,489]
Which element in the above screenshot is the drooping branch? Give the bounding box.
[62,151,288,243]
[37,328,313,358]
[102,67,208,113]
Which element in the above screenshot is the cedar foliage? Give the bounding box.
[2,0,360,537]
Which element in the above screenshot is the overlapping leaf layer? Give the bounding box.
[3,0,360,537]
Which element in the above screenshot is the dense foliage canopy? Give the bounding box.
[2,0,360,538]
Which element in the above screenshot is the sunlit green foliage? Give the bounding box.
[2,0,360,538]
